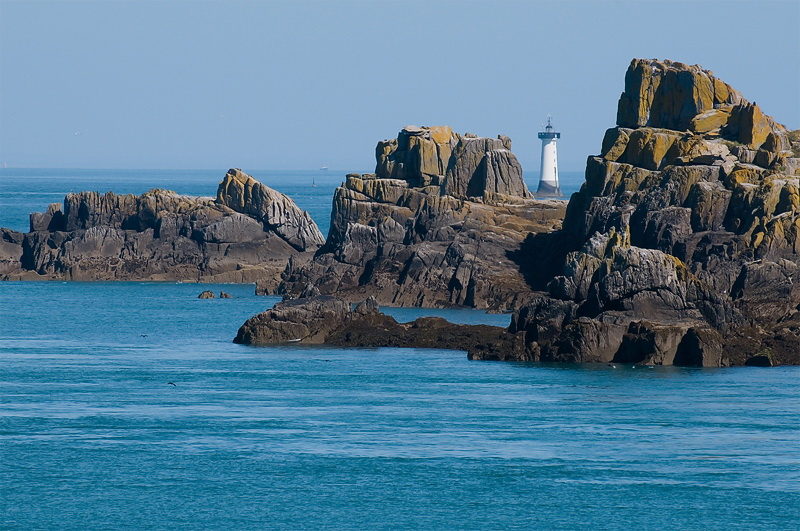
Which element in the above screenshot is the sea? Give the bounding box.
[1,168,798,530]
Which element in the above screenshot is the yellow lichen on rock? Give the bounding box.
[601,128,631,162]
[428,126,453,144]
[713,77,730,104]
[689,108,731,133]
[734,103,771,148]
[725,166,766,188]
[692,70,715,118]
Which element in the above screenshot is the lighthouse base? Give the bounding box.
[536,181,562,197]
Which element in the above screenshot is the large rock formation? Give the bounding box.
[0,169,324,284]
[278,126,565,310]
[236,60,798,367]
[498,59,799,366]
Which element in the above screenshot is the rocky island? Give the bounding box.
[239,59,800,367]
[277,125,566,310]
[0,168,324,286]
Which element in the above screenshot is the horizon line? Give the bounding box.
[0,166,587,174]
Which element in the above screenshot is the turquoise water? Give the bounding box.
[2,283,799,529]
[1,170,798,529]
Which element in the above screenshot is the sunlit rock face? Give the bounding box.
[507,58,799,367]
[278,126,565,311]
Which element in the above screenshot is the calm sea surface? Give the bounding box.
[1,169,798,529]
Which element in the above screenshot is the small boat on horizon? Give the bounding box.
[319,165,329,171]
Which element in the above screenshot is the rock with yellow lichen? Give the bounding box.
[505,58,799,367]
[278,127,562,311]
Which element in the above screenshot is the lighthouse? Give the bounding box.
[537,116,561,197]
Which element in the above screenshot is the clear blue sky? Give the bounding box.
[1,0,798,172]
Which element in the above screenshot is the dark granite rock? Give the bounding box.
[0,228,24,276]
[234,295,524,359]
[1,169,324,287]
[198,290,215,299]
[234,296,350,345]
[374,125,530,200]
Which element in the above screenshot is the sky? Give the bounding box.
[1,0,798,173]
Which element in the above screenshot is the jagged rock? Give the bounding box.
[616,59,788,154]
[219,291,233,299]
[217,168,325,251]
[505,58,800,366]
[673,327,724,367]
[1,170,323,287]
[443,136,529,199]
[731,260,799,321]
[0,228,24,276]
[617,58,740,131]
[198,290,215,299]
[375,125,530,200]
[353,296,379,315]
[552,315,630,363]
[615,322,681,364]
[279,128,562,311]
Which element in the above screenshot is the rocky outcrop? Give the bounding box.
[1,169,324,285]
[234,294,741,366]
[278,127,565,310]
[217,168,324,251]
[234,296,351,344]
[499,59,799,366]
[234,295,524,358]
[374,125,530,199]
[0,228,25,277]
[233,61,798,367]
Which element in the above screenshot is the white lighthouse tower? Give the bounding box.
[537,116,561,197]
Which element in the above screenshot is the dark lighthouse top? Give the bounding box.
[538,117,561,139]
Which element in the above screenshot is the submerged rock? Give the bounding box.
[198,290,215,299]
[1,169,324,288]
